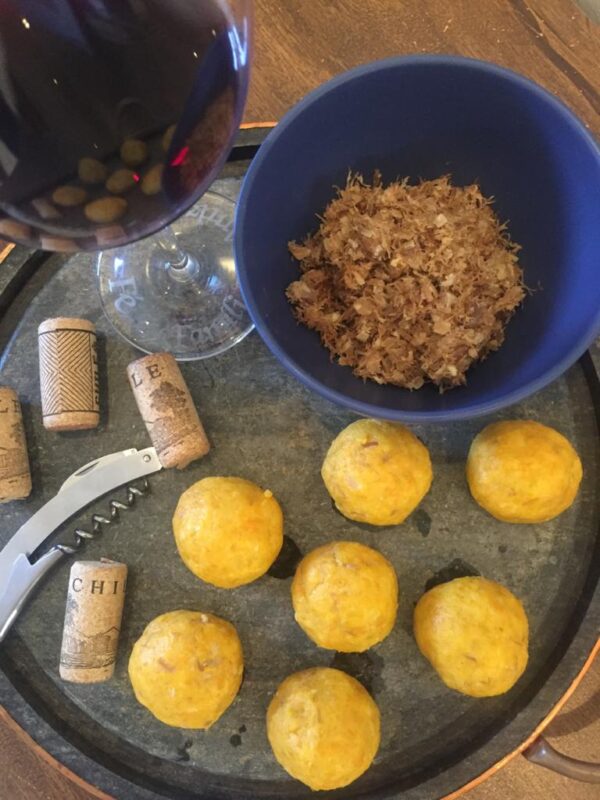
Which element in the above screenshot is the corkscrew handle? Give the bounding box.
[0,549,65,641]
[0,447,162,644]
[0,481,149,643]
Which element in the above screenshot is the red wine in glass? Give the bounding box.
[0,0,247,252]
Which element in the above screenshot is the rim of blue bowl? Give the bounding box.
[234,54,600,423]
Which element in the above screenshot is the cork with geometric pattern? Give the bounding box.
[38,317,99,431]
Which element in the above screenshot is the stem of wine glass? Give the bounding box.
[156,225,200,281]
[98,192,252,360]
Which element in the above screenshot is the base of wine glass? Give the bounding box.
[97,191,253,360]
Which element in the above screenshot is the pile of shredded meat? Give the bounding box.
[286,173,525,391]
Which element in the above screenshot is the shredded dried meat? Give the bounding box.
[286,173,525,391]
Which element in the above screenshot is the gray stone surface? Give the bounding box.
[0,177,599,799]
[0,244,32,295]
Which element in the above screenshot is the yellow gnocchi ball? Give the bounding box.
[78,157,107,184]
[267,667,380,790]
[0,219,31,241]
[106,168,137,194]
[467,420,582,523]
[162,124,176,152]
[172,477,283,588]
[52,185,87,207]
[84,197,127,224]
[141,164,164,196]
[321,419,432,525]
[414,576,529,697]
[292,541,398,652]
[120,138,148,167]
[128,610,243,728]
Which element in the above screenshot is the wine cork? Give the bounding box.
[127,352,210,469]
[0,387,32,503]
[60,560,127,683]
[38,318,100,431]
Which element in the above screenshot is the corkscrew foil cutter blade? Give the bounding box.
[0,446,162,642]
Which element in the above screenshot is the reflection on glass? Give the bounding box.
[0,0,253,360]
[0,0,248,253]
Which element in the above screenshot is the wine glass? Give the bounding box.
[0,0,252,359]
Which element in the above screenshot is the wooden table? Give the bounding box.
[2,1,599,797]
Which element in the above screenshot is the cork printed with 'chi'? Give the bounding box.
[60,560,127,684]
[38,317,100,431]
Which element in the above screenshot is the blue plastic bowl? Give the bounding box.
[234,56,600,422]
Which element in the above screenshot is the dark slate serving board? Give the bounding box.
[0,130,599,800]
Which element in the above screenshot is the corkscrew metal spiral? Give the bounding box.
[55,479,150,556]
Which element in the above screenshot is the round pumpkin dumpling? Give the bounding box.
[321,419,432,526]
[467,420,583,523]
[172,477,284,588]
[414,577,529,697]
[128,610,243,728]
[292,541,398,652]
[267,667,380,790]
